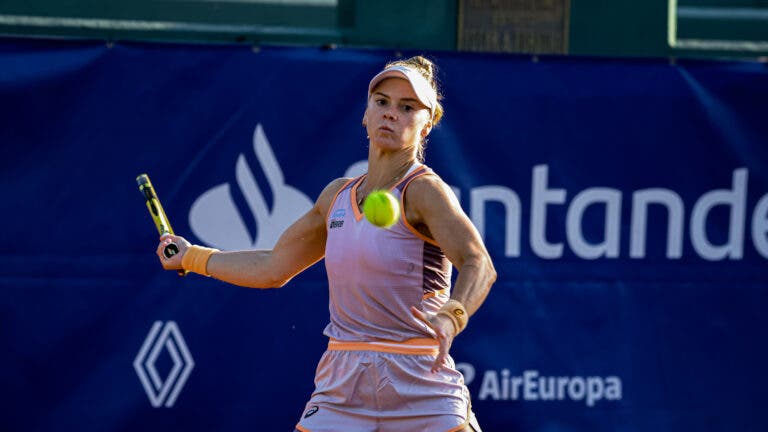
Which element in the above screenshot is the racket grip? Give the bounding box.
[163,242,188,277]
[163,242,180,258]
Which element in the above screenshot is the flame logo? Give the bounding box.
[189,124,314,250]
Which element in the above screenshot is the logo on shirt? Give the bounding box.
[304,405,319,418]
[329,208,346,229]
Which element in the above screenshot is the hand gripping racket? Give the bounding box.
[136,174,187,276]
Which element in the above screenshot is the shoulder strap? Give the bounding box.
[394,165,430,194]
[325,176,362,222]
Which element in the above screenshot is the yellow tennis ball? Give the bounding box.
[363,190,400,228]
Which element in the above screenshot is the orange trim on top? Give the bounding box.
[349,175,367,222]
[352,164,425,225]
[325,177,357,223]
[399,170,440,246]
[392,164,427,191]
[295,424,311,432]
[328,337,439,356]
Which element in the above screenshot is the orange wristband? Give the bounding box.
[436,299,469,336]
[181,245,219,276]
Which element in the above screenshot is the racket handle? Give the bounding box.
[163,242,180,258]
[163,242,187,277]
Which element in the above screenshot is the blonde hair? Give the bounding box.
[384,56,444,126]
[383,55,444,162]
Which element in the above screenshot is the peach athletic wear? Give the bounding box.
[323,163,452,342]
[295,164,480,432]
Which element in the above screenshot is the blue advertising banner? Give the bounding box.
[1,37,767,431]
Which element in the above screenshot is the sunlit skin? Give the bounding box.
[364,76,432,158]
[359,78,435,195]
[157,65,494,432]
[157,72,496,387]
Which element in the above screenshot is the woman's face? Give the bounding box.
[364,77,432,154]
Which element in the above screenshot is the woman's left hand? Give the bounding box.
[410,306,456,373]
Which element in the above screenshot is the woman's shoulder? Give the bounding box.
[404,170,459,213]
[401,169,462,229]
[315,177,356,213]
[324,177,356,194]
[406,169,452,198]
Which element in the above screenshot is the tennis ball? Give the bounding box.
[363,190,400,228]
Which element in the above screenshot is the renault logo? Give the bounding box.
[134,321,195,408]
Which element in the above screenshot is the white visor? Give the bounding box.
[368,65,437,117]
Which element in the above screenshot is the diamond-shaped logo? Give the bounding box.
[134,321,195,408]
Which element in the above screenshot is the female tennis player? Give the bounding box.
[157,55,496,432]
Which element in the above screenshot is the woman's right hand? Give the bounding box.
[156,234,191,271]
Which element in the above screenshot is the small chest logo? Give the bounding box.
[329,208,346,229]
[304,405,319,418]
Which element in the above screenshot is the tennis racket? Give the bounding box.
[136,174,187,276]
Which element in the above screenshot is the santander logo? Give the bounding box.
[187,122,767,262]
[189,124,320,250]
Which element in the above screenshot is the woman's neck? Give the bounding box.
[364,149,417,191]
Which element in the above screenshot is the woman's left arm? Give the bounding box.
[406,175,497,371]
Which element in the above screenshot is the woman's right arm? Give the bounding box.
[156,178,349,288]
